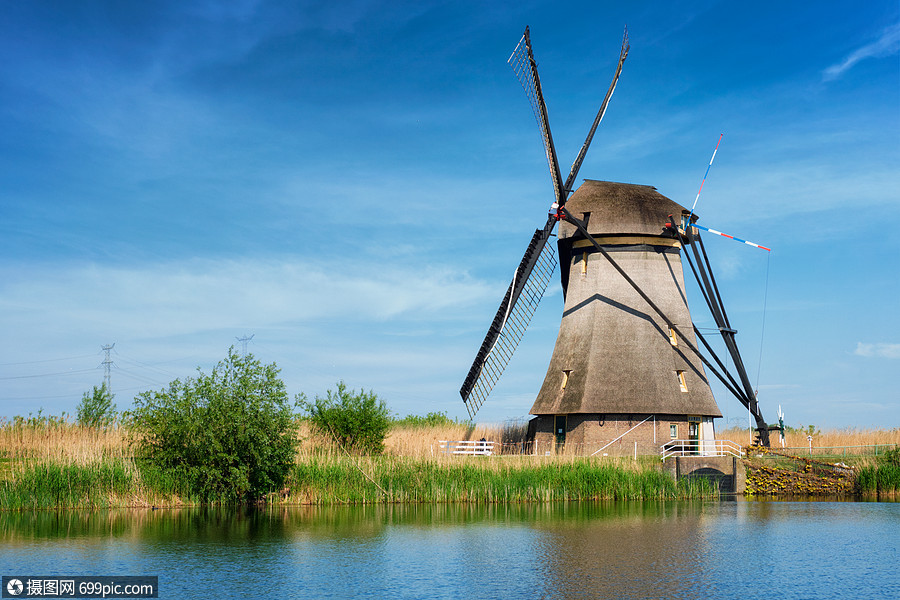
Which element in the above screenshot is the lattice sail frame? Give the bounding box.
[459,229,557,419]
[508,30,564,203]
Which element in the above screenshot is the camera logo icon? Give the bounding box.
[6,578,24,596]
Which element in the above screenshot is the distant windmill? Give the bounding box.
[459,27,773,451]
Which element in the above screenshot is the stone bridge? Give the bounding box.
[663,455,746,494]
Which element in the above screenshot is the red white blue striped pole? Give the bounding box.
[691,223,771,252]
[689,133,723,218]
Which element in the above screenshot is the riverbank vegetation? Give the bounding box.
[129,349,298,503]
[718,425,900,454]
[0,414,723,508]
[289,455,715,504]
[2,349,898,509]
[2,417,897,508]
[857,447,900,497]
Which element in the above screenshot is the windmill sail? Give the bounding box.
[460,220,557,419]
[460,27,629,419]
[509,27,565,203]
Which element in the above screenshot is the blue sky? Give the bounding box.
[1,0,898,430]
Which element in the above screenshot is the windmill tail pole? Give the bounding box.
[691,223,771,252]
[688,133,723,220]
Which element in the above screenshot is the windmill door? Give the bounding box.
[688,420,700,455]
[554,415,567,448]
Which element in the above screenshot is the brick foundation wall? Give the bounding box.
[529,413,716,456]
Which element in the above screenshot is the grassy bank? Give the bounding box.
[2,419,898,508]
[857,463,900,496]
[857,447,900,497]
[0,455,718,509]
[0,459,209,510]
[289,455,717,504]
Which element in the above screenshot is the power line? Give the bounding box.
[114,355,180,379]
[0,368,98,380]
[0,353,99,367]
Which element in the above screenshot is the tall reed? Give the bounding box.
[857,447,900,496]
[289,455,717,504]
[0,460,131,510]
[0,417,129,464]
[719,426,900,451]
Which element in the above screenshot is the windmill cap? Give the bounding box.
[559,180,692,239]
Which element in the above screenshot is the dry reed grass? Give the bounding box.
[719,426,900,450]
[0,419,130,465]
[2,419,895,469]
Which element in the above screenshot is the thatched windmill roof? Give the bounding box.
[530,180,722,418]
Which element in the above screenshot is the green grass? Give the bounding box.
[857,463,900,495]
[0,460,132,510]
[290,456,718,504]
[0,459,212,510]
[391,411,462,428]
[0,455,718,509]
[856,446,900,496]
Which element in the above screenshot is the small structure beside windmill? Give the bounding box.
[459,27,773,456]
[527,180,721,455]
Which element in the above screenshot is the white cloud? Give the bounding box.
[854,342,900,359]
[0,258,495,343]
[0,256,505,416]
[823,23,900,81]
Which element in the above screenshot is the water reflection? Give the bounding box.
[1,501,898,600]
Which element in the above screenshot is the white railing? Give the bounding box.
[660,439,743,461]
[438,440,495,456]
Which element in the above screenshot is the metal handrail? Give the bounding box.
[660,439,743,460]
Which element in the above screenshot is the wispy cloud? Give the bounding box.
[823,23,900,81]
[0,258,495,343]
[854,342,900,359]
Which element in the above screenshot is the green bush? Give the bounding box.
[300,381,390,455]
[393,411,459,428]
[77,384,117,427]
[129,349,298,503]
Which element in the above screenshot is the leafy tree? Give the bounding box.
[77,383,117,427]
[129,349,298,503]
[300,381,390,455]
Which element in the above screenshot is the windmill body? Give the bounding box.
[460,26,772,449]
[527,180,721,454]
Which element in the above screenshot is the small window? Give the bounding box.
[561,370,572,389]
[670,424,677,439]
[676,370,688,393]
[669,327,678,347]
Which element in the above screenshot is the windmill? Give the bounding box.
[459,27,773,450]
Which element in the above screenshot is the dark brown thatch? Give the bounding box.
[530,180,721,418]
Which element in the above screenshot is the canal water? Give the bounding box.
[1,500,898,599]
